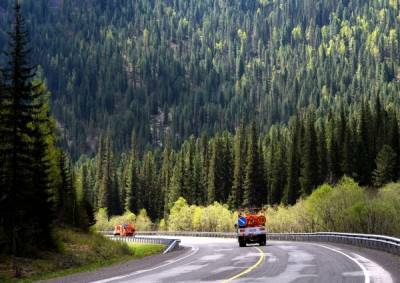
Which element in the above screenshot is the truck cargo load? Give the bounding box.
[235,208,267,247]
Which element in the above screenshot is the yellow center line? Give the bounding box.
[222,247,265,283]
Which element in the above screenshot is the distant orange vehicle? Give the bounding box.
[114,223,135,236]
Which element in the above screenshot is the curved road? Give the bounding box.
[44,237,400,283]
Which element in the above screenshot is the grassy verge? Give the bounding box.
[0,229,165,283]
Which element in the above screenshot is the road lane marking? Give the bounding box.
[314,244,370,283]
[91,246,199,283]
[222,247,265,283]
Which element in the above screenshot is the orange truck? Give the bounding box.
[113,223,135,236]
[235,209,267,247]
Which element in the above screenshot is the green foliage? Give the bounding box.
[0,3,59,255]
[134,209,153,231]
[266,178,400,237]
[167,198,195,231]
[77,97,400,222]
[0,228,163,281]
[165,198,235,232]
[94,208,152,231]
[0,0,398,157]
[373,145,397,187]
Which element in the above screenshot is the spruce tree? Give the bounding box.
[243,122,265,207]
[328,114,341,183]
[182,137,196,203]
[284,118,301,205]
[318,121,328,183]
[58,152,77,226]
[126,133,139,213]
[30,83,56,243]
[358,100,373,185]
[228,125,246,208]
[0,2,54,255]
[207,138,219,204]
[387,114,399,180]
[160,146,173,217]
[372,145,397,187]
[300,113,319,195]
[168,152,184,210]
[80,164,95,226]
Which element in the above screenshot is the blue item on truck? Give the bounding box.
[238,217,247,228]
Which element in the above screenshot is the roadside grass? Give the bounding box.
[0,228,165,283]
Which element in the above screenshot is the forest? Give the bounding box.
[0,0,400,260]
[76,98,400,223]
[0,0,399,157]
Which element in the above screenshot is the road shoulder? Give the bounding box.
[40,247,188,283]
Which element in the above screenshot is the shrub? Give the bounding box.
[266,178,400,236]
[94,209,153,231]
[135,209,152,231]
[165,198,235,232]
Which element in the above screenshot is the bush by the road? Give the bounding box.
[161,178,400,237]
[266,177,400,237]
[91,177,400,237]
[94,208,151,231]
[165,198,236,232]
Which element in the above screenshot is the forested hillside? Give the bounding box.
[76,99,399,222]
[0,0,399,157]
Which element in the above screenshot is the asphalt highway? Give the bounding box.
[44,237,400,283]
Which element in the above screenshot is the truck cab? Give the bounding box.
[236,210,267,247]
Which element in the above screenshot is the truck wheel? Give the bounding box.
[259,240,266,246]
[239,241,246,247]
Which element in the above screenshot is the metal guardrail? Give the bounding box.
[101,231,400,256]
[108,236,181,254]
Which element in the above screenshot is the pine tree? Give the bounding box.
[358,100,373,185]
[140,151,160,220]
[387,114,399,180]
[268,140,282,204]
[228,125,246,208]
[182,137,196,203]
[97,137,110,210]
[372,145,397,187]
[300,113,319,195]
[168,152,184,210]
[221,132,233,203]
[160,145,173,217]
[192,144,204,205]
[30,82,56,243]
[80,164,95,226]
[284,118,301,205]
[318,121,328,183]
[57,152,77,226]
[0,2,54,255]
[207,138,219,204]
[126,133,139,213]
[95,136,122,217]
[243,122,265,207]
[328,114,341,183]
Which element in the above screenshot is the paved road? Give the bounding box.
[44,237,400,283]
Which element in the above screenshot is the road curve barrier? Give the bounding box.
[107,235,181,254]
[100,231,400,256]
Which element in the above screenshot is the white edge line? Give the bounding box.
[314,244,370,283]
[91,246,199,283]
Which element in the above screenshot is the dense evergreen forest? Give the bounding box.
[1,0,400,257]
[0,0,399,157]
[78,98,399,222]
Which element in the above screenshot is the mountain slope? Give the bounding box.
[0,0,399,157]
